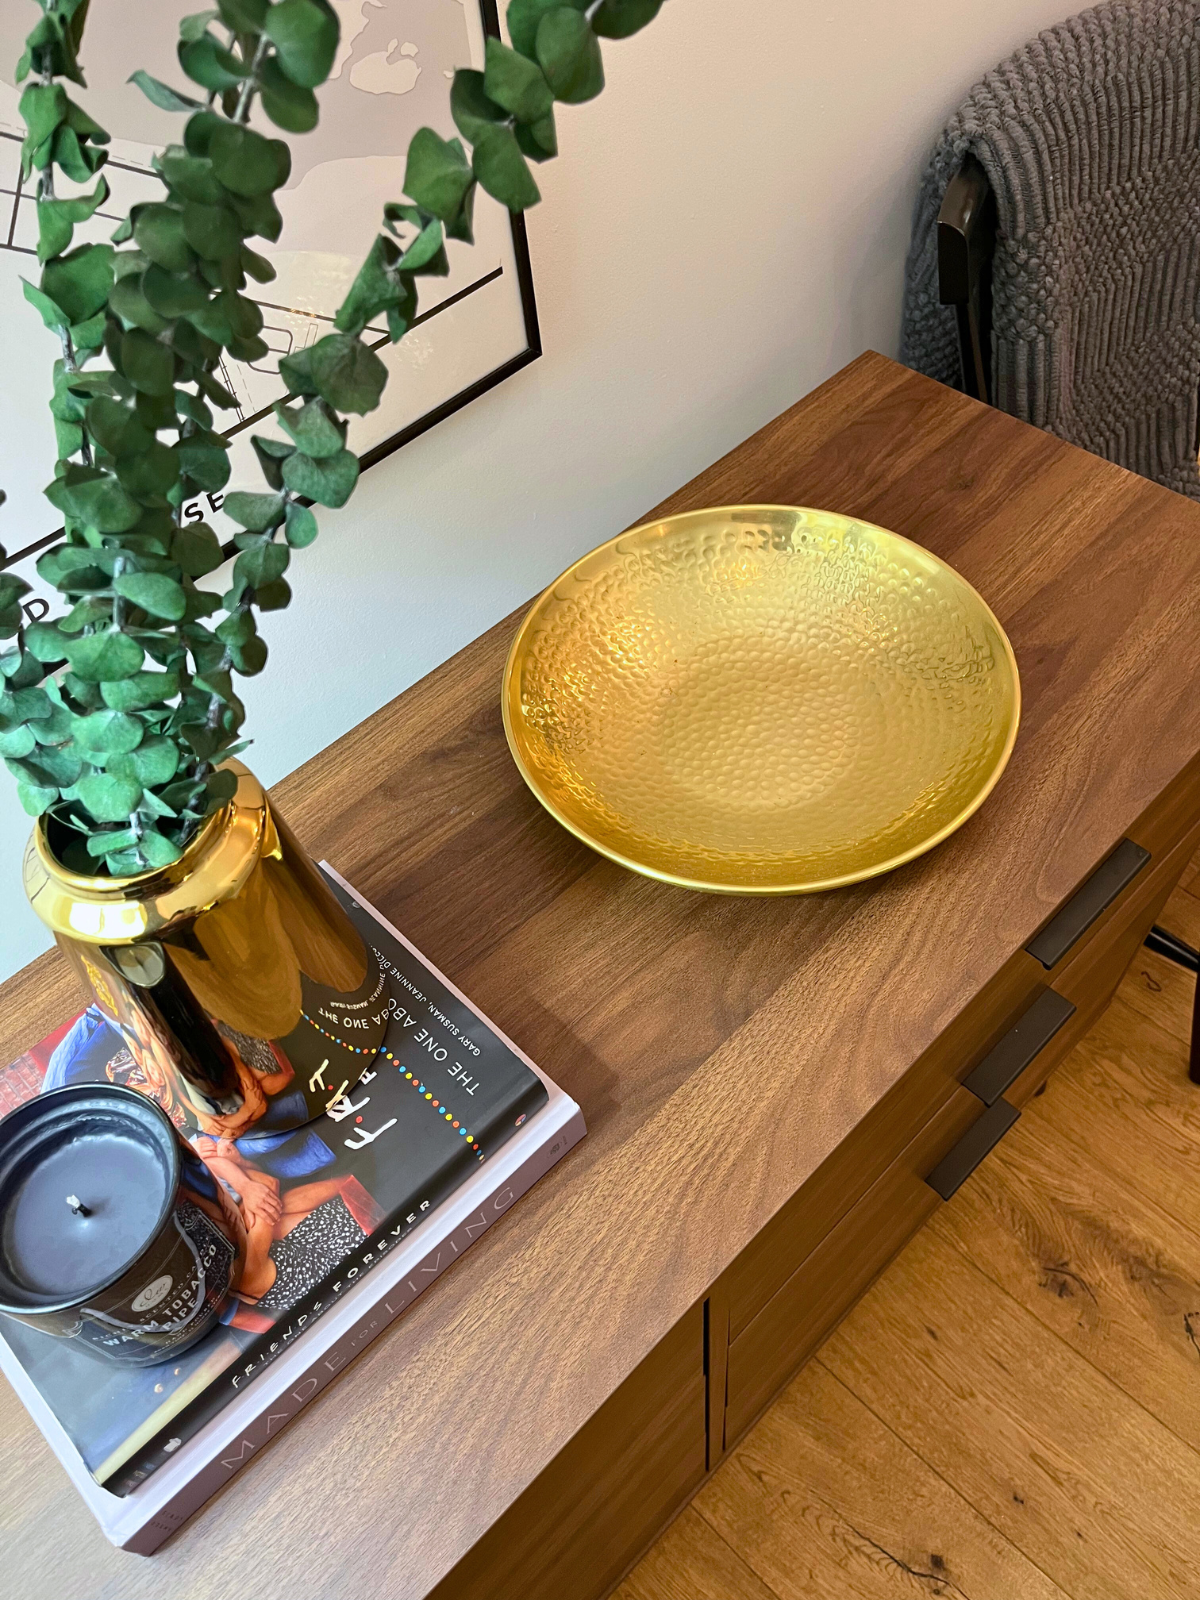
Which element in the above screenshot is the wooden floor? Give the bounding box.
[615,856,1200,1600]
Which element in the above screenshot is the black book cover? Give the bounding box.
[0,874,546,1496]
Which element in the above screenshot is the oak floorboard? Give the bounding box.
[694,1360,1069,1600]
[1037,997,1200,1233]
[929,1043,1200,1451]
[819,1229,1200,1600]
[611,1505,781,1600]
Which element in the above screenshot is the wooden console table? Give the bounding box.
[5,352,1200,1599]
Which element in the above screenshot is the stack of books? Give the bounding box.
[0,868,584,1553]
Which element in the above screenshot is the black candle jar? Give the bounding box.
[0,1084,245,1366]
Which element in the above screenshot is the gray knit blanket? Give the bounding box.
[901,0,1200,500]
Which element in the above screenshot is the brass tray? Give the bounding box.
[502,506,1020,894]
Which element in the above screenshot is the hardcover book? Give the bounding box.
[0,866,584,1552]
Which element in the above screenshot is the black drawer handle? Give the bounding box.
[962,988,1075,1106]
[926,1100,1020,1201]
[1025,838,1150,969]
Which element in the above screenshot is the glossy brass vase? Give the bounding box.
[23,762,387,1137]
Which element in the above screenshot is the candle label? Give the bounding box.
[75,1204,238,1362]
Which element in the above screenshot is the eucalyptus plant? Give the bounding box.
[0,0,662,876]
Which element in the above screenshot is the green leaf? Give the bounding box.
[28,742,79,785]
[536,8,604,102]
[225,188,283,243]
[143,264,210,316]
[259,57,319,132]
[281,447,359,507]
[36,176,109,263]
[516,110,558,161]
[275,397,345,457]
[278,343,318,396]
[178,33,247,92]
[208,123,291,197]
[449,68,506,144]
[334,233,415,337]
[590,0,664,36]
[159,146,224,204]
[175,388,214,428]
[128,70,205,112]
[74,709,145,755]
[234,539,289,588]
[178,433,231,492]
[24,621,69,663]
[17,781,58,817]
[254,577,291,610]
[506,0,588,57]
[86,396,152,456]
[130,735,180,786]
[114,571,187,620]
[120,327,176,396]
[172,522,226,577]
[0,725,36,760]
[251,434,291,489]
[403,127,473,223]
[101,670,182,712]
[264,0,340,88]
[194,666,233,702]
[197,368,239,409]
[181,10,222,43]
[472,124,541,210]
[77,771,144,823]
[284,501,318,547]
[217,0,269,29]
[182,200,243,260]
[398,216,448,277]
[53,123,107,183]
[230,634,268,675]
[87,828,140,858]
[308,332,388,414]
[115,440,181,499]
[44,466,143,532]
[134,204,194,272]
[139,828,184,868]
[484,38,555,122]
[21,278,68,332]
[63,630,145,682]
[109,273,169,334]
[224,491,284,530]
[19,82,67,164]
[71,310,107,350]
[215,609,255,647]
[241,245,276,284]
[218,288,264,338]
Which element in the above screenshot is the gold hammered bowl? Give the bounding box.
[502,506,1020,894]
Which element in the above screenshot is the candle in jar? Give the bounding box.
[2,1127,169,1299]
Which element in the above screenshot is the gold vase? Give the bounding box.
[23,762,388,1137]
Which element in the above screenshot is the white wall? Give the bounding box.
[0,0,1075,982]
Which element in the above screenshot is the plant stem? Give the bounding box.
[232,35,269,123]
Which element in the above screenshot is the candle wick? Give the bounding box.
[65,1194,92,1217]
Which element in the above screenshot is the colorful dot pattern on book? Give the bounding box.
[303,1012,483,1154]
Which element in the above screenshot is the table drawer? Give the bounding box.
[722,949,1045,1340]
[723,811,1200,1450]
[724,1085,987,1447]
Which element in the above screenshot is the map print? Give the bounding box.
[0,0,536,586]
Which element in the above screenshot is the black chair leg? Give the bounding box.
[1142,926,1200,1084]
[1144,924,1200,971]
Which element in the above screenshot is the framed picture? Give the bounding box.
[0,0,540,585]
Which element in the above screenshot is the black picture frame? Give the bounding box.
[0,0,541,573]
